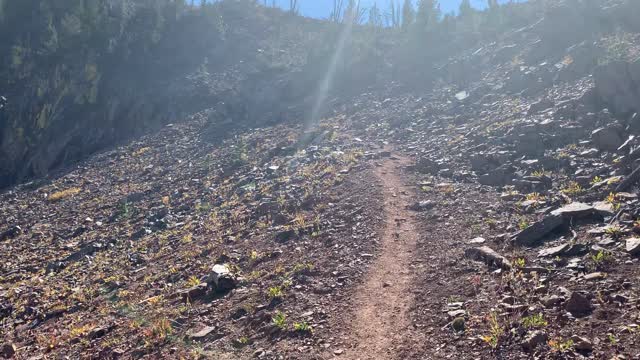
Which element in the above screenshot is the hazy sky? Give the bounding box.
[268,0,512,18]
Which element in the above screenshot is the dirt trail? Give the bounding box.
[344,153,420,360]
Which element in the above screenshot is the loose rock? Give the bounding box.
[464,246,511,270]
[550,202,594,218]
[451,317,465,333]
[512,214,565,246]
[0,226,21,242]
[566,292,592,317]
[0,343,15,358]
[187,326,216,340]
[571,336,593,351]
[591,126,624,151]
[208,264,237,292]
[408,200,435,211]
[625,238,640,255]
[521,330,547,352]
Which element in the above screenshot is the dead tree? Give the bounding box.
[289,0,299,14]
[331,0,345,23]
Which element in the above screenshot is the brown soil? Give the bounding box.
[344,153,423,360]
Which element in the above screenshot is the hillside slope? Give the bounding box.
[0,0,344,188]
[2,0,640,359]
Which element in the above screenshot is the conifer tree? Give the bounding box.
[459,0,472,19]
[415,0,441,32]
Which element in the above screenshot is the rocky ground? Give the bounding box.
[0,115,391,359]
[338,21,640,357]
[3,1,640,359]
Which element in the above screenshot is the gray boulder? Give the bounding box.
[627,113,640,133]
[478,165,514,186]
[550,202,595,219]
[594,60,640,115]
[571,336,593,352]
[566,292,592,317]
[512,214,565,246]
[207,264,238,292]
[625,238,640,255]
[522,330,548,352]
[591,126,624,152]
[538,242,588,258]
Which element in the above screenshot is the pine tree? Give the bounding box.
[415,0,440,32]
[484,0,501,31]
[457,0,476,34]
[441,12,454,33]
[415,0,429,28]
[459,0,472,19]
[401,0,414,30]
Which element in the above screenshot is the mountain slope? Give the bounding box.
[0,0,337,188]
[2,0,640,359]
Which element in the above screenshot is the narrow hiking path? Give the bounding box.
[345,153,421,360]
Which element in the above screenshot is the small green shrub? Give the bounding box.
[272,311,287,329]
[521,313,547,329]
[293,321,312,333]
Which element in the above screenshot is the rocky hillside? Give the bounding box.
[0,0,349,188]
[0,0,554,189]
[2,0,640,359]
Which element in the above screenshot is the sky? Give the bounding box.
[267,0,513,19]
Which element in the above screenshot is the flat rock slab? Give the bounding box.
[626,238,640,255]
[447,309,467,318]
[468,237,486,244]
[591,126,624,151]
[584,272,606,281]
[550,202,594,218]
[512,214,565,246]
[538,242,588,258]
[593,201,615,217]
[187,326,216,340]
[571,336,593,351]
[538,243,569,257]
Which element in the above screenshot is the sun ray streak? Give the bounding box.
[306,16,355,132]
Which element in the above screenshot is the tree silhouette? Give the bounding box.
[368,2,383,27]
[459,0,473,18]
[415,0,441,32]
[401,0,415,30]
[289,0,299,14]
